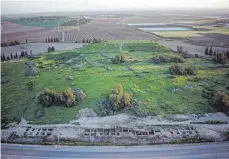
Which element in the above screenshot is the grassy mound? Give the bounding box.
[2,41,229,124]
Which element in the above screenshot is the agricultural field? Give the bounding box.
[154,27,229,38]
[9,19,67,29]
[2,41,229,124]
[1,21,61,44]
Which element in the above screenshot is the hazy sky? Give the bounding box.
[1,0,229,15]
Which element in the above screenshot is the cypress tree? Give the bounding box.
[209,46,213,56]
[204,47,208,55]
[11,53,13,59]
[2,54,6,61]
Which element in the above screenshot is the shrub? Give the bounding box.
[111,55,121,64]
[171,56,185,63]
[26,80,35,91]
[151,55,170,63]
[177,46,184,53]
[151,55,184,64]
[112,83,124,96]
[169,65,198,75]
[122,92,132,106]
[101,84,132,114]
[62,88,76,107]
[38,87,82,107]
[169,64,186,75]
[120,52,128,63]
[72,88,87,101]
[213,92,229,113]
[176,46,194,58]
[214,53,228,65]
[111,53,128,64]
[185,66,198,75]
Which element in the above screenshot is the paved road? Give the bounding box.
[2,142,229,159]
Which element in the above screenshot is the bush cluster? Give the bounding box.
[213,92,229,113]
[45,37,59,43]
[100,84,132,115]
[177,46,194,58]
[38,87,86,107]
[151,55,184,64]
[169,64,198,75]
[111,53,128,64]
[48,46,55,52]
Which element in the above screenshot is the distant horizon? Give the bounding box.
[2,0,229,15]
[2,8,229,16]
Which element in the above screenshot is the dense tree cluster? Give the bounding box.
[20,16,66,22]
[38,87,86,107]
[204,46,229,65]
[61,18,91,26]
[111,52,128,64]
[1,50,32,62]
[45,37,60,43]
[47,46,55,52]
[151,55,185,64]
[1,40,20,47]
[76,38,102,43]
[100,84,132,115]
[169,64,198,75]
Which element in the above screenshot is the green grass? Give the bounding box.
[10,19,66,28]
[2,41,229,124]
[154,27,229,38]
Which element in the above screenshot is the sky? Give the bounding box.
[1,0,229,15]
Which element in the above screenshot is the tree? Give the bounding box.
[120,52,128,63]
[51,46,55,52]
[216,53,228,65]
[204,47,209,55]
[226,50,229,59]
[48,47,51,52]
[62,88,76,107]
[20,51,25,57]
[209,46,213,56]
[26,39,28,43]
[177,46,184,53]
[123,92,132,106]
[15,52,18,58]
[214,92,229,112]
[112,83,124,96]
[10,53,13,59]
[30,50,32,55]
[82,39,85,43]
[93,38,97,43]
[45,38,48,43]
[7,56,10,60]
[213,49,216,56]
[2,54,6,61]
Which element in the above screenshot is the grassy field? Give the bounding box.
[10,19,67,28]
[2,41,229,124]
[154,27,229,38]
